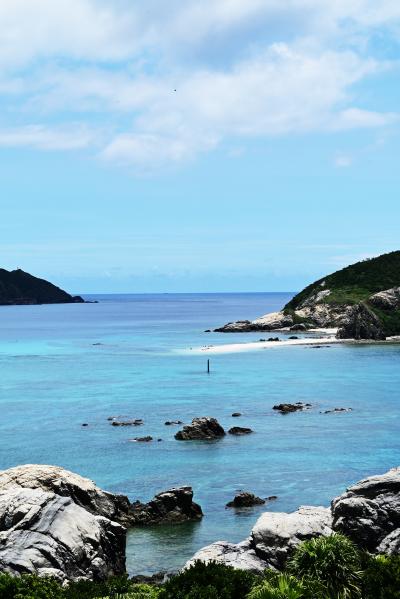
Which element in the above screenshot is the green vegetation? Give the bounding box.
[0,536,399,599]
[284,250,400,311]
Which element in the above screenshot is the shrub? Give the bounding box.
[246,574,310,599]
[361,554,400,599]
[158,561,257,599]
[288,534,362,598]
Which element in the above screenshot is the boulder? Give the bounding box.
[129,436,153,442]
[273,403,311,414]
[0,486,125,582]
[175,417,225,440]
[129,487,203,525]
[290,324,307,331]
[331,467,400,552]
[336,303,386,340]
[226,492,265,508]
[215,311,293,333]
[251,506,333,570]
[165,420,183,426]
[228,427,253,435]
[111,419,143,427]
[0,464,131,525]
[185,539,266,573]
[369,287,400,311]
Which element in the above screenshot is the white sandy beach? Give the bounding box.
[180,331,400,355]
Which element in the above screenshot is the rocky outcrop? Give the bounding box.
[188,467,400,573]
[273,403,311,414]
[226,492,265,508]
[331,467,400,552]
[214,312,293,333]
[129,487,203,525]
[0,464,131,525]
[0,466,126,581]
[336,303,386,340]
[185,539,266,573]
[251,506,333,570]
[369,287,400,311]
[228,427,253,435]
[175,417,225,440]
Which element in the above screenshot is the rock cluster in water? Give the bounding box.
[175,417,226,440]
[0,464,203,581]
[226,492,265,508]
[187,467,400,572]
[130,487,203,525]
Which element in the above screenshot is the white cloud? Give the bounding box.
[335,154,353,168]
[0,0,399,168]
[0,125,94,150]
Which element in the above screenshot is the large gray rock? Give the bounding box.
[332,467,400,552]
[185,539,266,573]
[214,312,293,333]
[186,506,332,573]
[369,287,400,311]
[336,302,386,340]
[0,464,131,525]
[251,506,333,569]
[0,486,125,581]
[175,417,225,440]
[129,487,203,525]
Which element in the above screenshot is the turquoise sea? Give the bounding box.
[0,292,399,574]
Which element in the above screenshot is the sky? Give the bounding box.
[1,0,400,293]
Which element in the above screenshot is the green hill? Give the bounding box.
[285,251,400,311]
[0,268,84,305]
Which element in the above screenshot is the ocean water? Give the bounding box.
[0,292,399,575]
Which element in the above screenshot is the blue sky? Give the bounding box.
[1,1,400,293]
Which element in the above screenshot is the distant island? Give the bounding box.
[0,268,84,305]
[216,250,400,340]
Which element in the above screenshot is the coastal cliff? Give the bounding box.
[0,268,84,305]
[215,250,400,340]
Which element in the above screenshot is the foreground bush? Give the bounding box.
[158,560,257,599]
[288,534,362,598]
[361,554,400,599]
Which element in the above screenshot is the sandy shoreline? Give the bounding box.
[180,331,400,355]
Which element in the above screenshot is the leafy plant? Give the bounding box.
[288,534,362,598]
[361,554,400,599]
[158,560,257,599]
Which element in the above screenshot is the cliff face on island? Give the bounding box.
[0,268,84,305]
[215,251,400,340]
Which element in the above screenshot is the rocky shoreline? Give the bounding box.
[0,464,398,581]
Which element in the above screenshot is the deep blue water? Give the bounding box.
[0,292,399,574]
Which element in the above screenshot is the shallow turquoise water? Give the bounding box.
[0,293,399,574]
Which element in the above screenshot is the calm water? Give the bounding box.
[0,293,399,574]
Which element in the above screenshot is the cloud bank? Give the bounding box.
[0,0,399,170]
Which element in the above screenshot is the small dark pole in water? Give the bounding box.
[207,359,210,373]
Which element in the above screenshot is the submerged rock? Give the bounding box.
[129,487,203,525]
[228,427,253,435]
[111,419,144,427]
[273,403,311,414]
[231,412,242,417]
[226,492,265,508]
[165,420,183,426]
[129,436,153,442]
[175,417,225,440]
[323,407,352,414]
